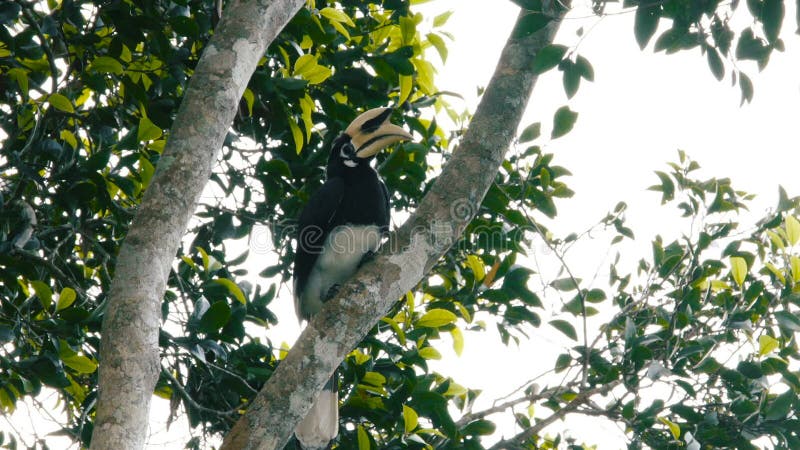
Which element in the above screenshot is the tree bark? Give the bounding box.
[219,4,569,450]
[89,1,305,449]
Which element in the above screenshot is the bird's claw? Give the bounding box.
[325,284,342,301]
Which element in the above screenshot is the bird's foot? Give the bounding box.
[324,284,342,302]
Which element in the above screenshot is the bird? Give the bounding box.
[292,107,412,449]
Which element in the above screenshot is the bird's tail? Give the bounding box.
[295,376,338,450]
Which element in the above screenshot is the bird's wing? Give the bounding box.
[293,178,345,305]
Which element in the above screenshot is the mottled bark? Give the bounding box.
[89,1,305,449]
[219,5,569,450]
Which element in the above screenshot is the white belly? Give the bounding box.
[297,225,383,317]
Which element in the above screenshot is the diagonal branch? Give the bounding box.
[219,3,571,450]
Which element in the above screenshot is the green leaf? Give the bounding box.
[786,215,800,245]
[403,405,419,434]
[48,93,74,113]
[357,424,370,450]
[198,301,232,333]
[634,4,661,50]
[31,280,53,310]
[765,390,795,420]
[574,54,594,81]
[762,0,785,43]
[417,309,457,328]
[518,122,541,143]
[137,116,162,141]
[729,256,747,287]
[562,61,581,99]
[462,419,496,436]
[213,278,246,304]
[550,277,579,291]
[56,287,77,311]
[89,56,124,75]
[531,44,568,74]
[551,105,578,139]
[512,11,550,38]
[706,47,724,81]
[242,88,254,116]
[775,310,800,332]
[549,319,577,340]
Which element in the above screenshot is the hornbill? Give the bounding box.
[293,107,412,449]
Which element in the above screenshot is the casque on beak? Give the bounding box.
[344,107,413,159]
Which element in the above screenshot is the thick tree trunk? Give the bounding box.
[219,5,569,450]
[89,1,305,449]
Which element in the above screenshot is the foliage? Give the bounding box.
[1,0,800,450]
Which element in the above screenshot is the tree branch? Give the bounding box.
[219,4,571,449]
[89,1,305,449]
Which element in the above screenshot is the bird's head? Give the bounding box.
[330,107,413,169]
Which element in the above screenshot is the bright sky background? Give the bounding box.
[7,1,800,448]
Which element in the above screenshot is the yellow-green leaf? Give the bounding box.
[658,417,681,439]
[417,308,457,328]
[294,54,317,76]
[453,301,472,323]
[213,278,247,304]
[418,346,442,360]
[759,334,780,356]
[433,10,453,27]
[138,116,162,141]
[329,20,351,41]
[319,7,355,27]
[413,58,436,95]
[0,388,15,412]
[357,425,370,450]
[426,32,448,63]
[443,381,467,397]
[403,405,419,434]
[303,64,332,85]
[764,262,786,284]
[362,371,386,387]
[242,88,255,116]
[787,216,800,246]
[31,280,53,310]
[60,129,78,149]
[89,55,124,75]
[767,230,785,250]
[139,156,155,189]
[154,384,173,400]
[792,256,800,283]
[289,119,304,154]
[465,254,485,282]
[381,317,406,346]
[62,354,98,374]
[56,287,77,311]
[8,68,29,96]
[48,93,74,113]
[398,74,413,105]
[299,94,315,141]
[450,327,464,356]
[730,256,747,287]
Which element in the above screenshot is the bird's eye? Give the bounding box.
[340,142,356,158]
